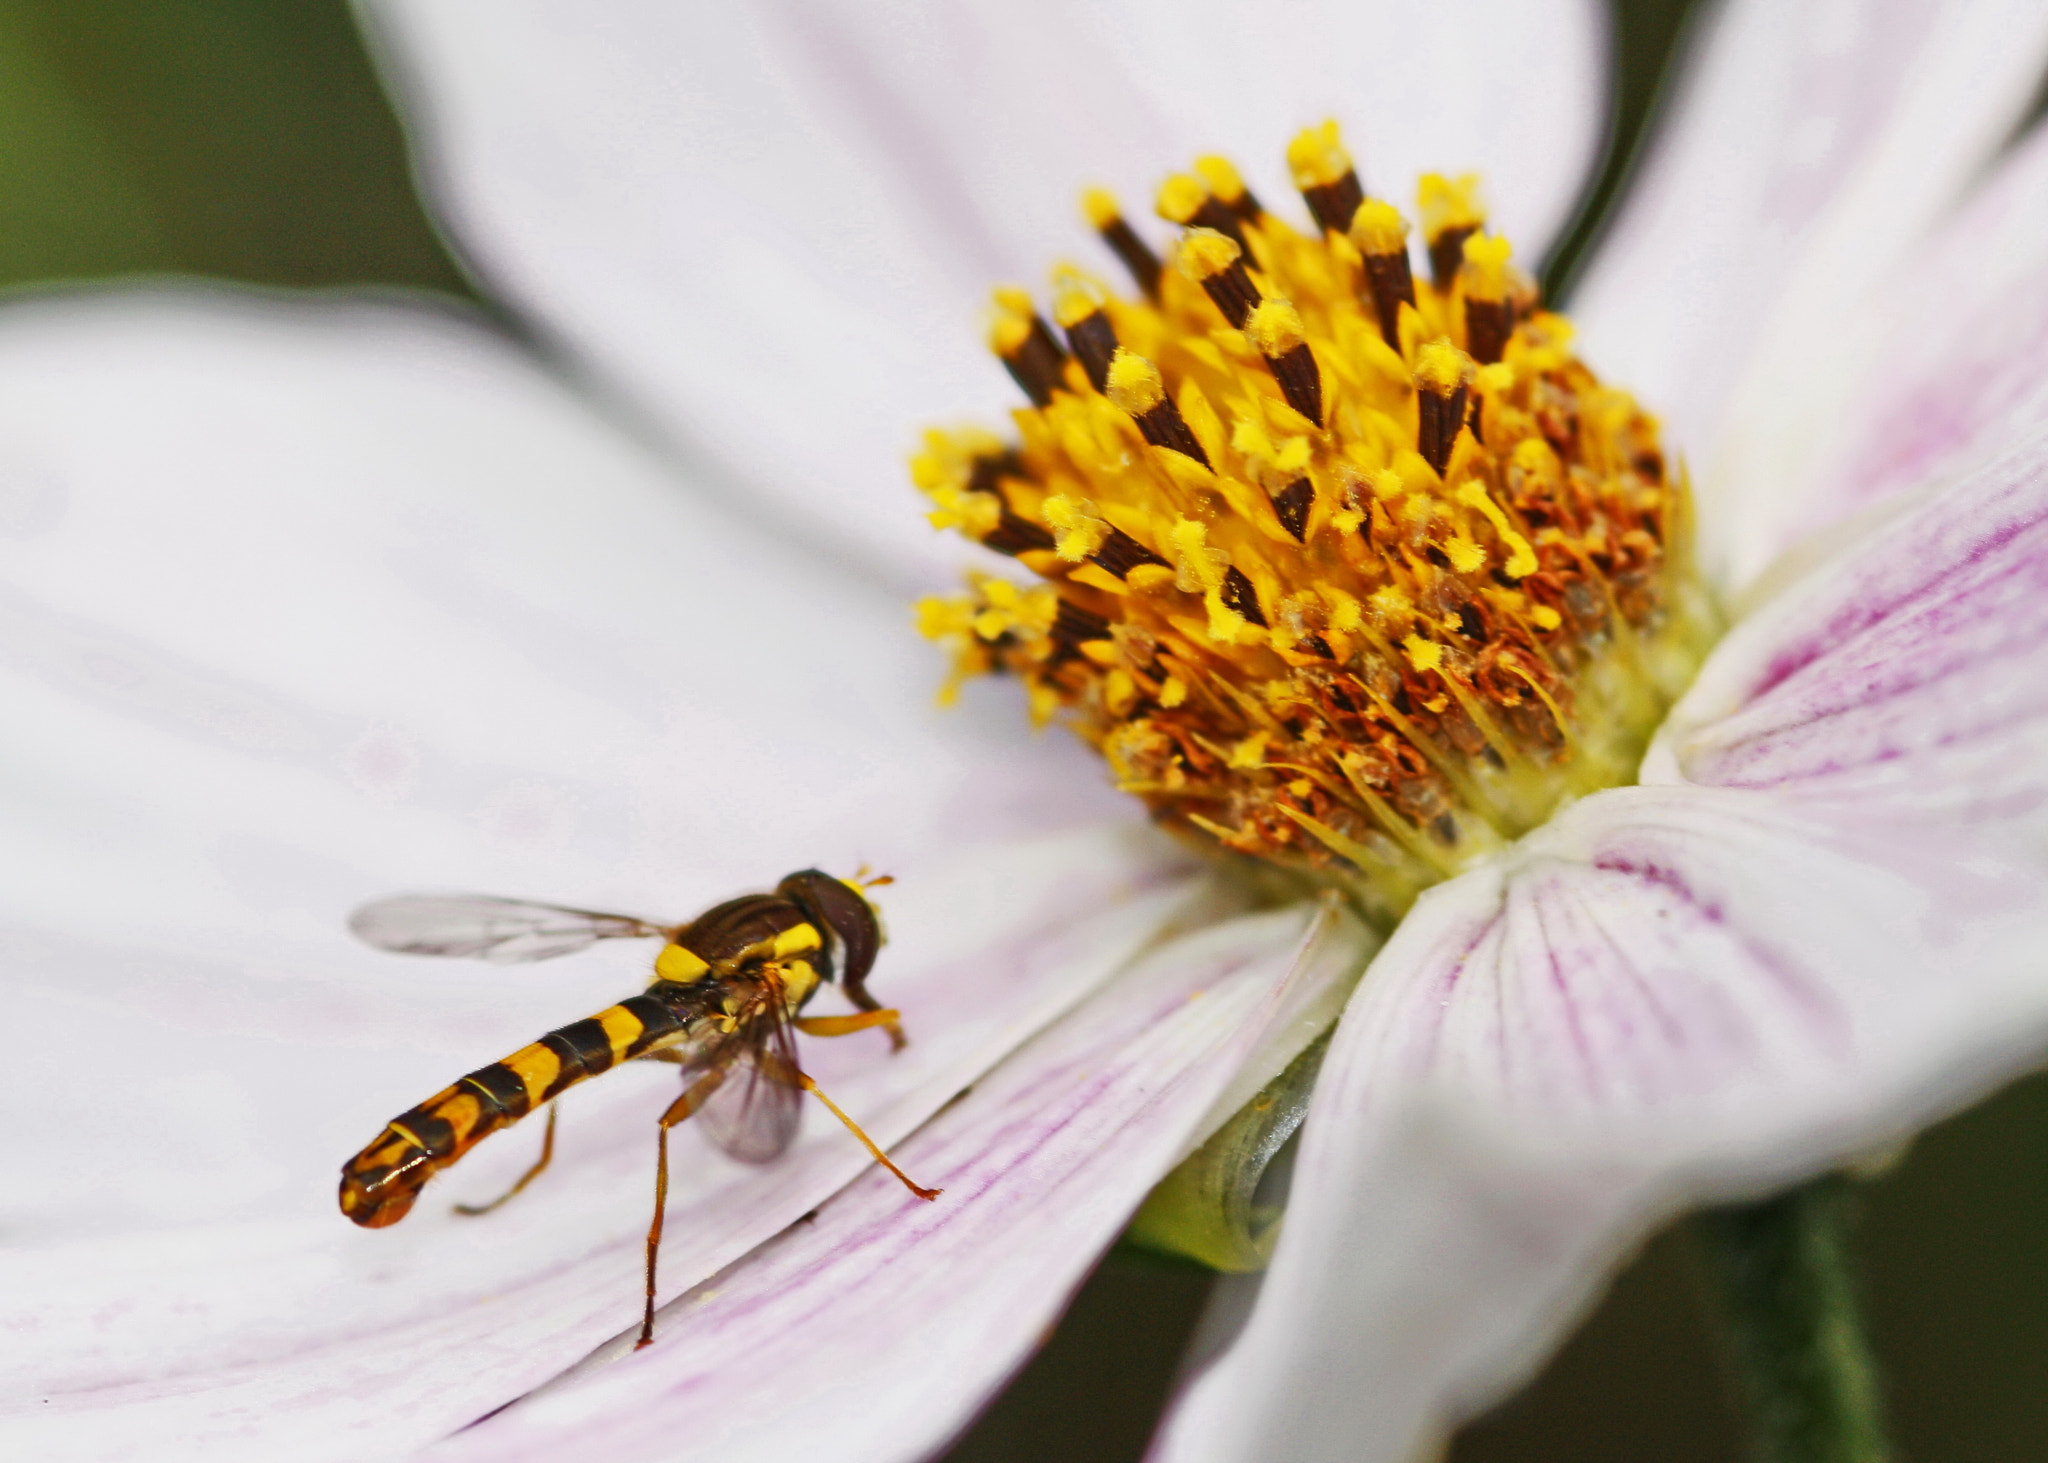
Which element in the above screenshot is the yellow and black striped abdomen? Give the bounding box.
[340,991,692,1227]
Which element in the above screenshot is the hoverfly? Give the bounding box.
[338,869,938,1347]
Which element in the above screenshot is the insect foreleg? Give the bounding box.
[792,1007,903,1040]
[452,1103,558,1217]
[638,1066,728,1349]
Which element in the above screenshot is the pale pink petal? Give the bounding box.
[1157,412,2048,1462]
[1570,0,2048,587]
[425,898,1375,1463]
[1157,785,2048,1463]
[0,292,1184,1458]
[1791,122,2048,540]
[1645,417,2048,853]
[360,0,1606,589]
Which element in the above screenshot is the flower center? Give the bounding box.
[916,123,1716,923]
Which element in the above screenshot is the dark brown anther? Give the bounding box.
[1082,190,1163,299]
[967,448,1025,496]
[1271,478,1314,541]
[1465,297,1514,366]
[1363,251,1416,348]
[1221,566,1266,626]
[998,312,1069,408]
[1091,525,1171,578]
[1418,383,1468,473]
[1107,348,1213,470]
[984,512,1056,556]
[1051,598,1111,647]
[1195,157,1263,223]
[1099,217,1162,299]
[1064,310,1119,393]
[1300,170,1365,236]
[1300,633,1335,659]
[1188,196,1249,251]
[1133,397,1213,467]
[1428,226,1476,290]
[1267,344,1323,428]
[1157,174,1249,252]
[963,447,1057,555]
[1198,258,1260,330]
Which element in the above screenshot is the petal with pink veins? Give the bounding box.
[1570,0,2048,588]
[424,898,1375,1463]
[1647,417,2048,855]
[1157,786,2048,1463]
[0,292,1197,1459]
[1154,423,2048,1462]
[1792,122,2048,541]
[358,0,1607,590]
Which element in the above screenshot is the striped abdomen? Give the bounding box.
[340,991,694,1227]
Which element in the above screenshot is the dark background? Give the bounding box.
[10,2,2046,1458]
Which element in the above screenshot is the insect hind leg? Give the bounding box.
[638,1067,728,1349]
[453,1103,558,1217]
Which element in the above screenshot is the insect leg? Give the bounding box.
[637,1067,728,1350]
[792,1007,902,1039]
[756,1048,940,1202]
[452,1103,558,1217]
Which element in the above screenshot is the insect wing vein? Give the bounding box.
[693,1004,804,1165]
[348,894,665,963]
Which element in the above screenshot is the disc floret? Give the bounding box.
[917,123,1716,923]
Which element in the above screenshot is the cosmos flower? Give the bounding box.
[5,5,2048,1463]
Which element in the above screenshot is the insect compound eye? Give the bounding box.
[776,869,881,992]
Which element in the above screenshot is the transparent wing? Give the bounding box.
[348,894,667,964]
[692,1006,804,1164]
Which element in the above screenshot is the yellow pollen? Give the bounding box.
[1418,171,1486,239]
[1286,120,1351,190]
[1106,349,1167,415]
[1349,198,1408,256]
[914,136,1717,923]
[1401,634,1444,673]
[1051,267,1107,328]
[1156,173,1208,225]
[987,307,1031,357]
[1175,227,1242,282]
[1414,338,1471,394]
[1193,155,1249,206]
[1460,233,1513,302]
[1081,186,1123,231]
[1043,495,1112,561]
[1245,299,1306,357]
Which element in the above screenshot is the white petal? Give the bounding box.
[0,293,1177,1458]
[360,0,1606,589]
[1159,410,2048,1461]
[1646,416,2048,856]
[423,898,1375,1463]
[1790,122,2048,542]
[1157,784,2048,1463]
[2,827,1196,1463]
[1570,0,2048,588]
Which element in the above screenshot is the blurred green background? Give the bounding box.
[10,1,2045,1459]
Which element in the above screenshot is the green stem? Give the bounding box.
[1691,1177,1891,1463]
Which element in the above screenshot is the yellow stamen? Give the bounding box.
[1106,349,1166,415]
[1156,173,1208,226]
[913,138,1717,923]
[1286,120,1351,190]
[1080,186,1122,231]
[1349,198,1408,256]
[1194,155,1250,208]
